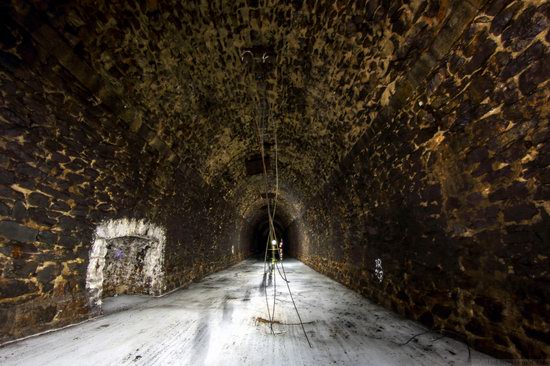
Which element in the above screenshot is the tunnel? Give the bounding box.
[241,202,298,259]
[0,0,549,365]
[250,211,288,257]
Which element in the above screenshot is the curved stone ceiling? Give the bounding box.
[27,0,454,203]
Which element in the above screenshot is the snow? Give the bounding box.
[1,259,497,366]
[102,295,152,315]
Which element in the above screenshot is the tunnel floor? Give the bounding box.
[0,259,496,366]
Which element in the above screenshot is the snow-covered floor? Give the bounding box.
[0,259,497,366]
[102,294,152,315]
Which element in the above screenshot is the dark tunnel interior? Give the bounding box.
[251,212,290,258]
[242,205,296,259]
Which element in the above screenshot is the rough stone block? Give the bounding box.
[431,304,452,319]
[37,231,58,246]
[503,204,538,222]
[13,259,39,277]
[0,202,9,216]
[11,201,27,221]
[0,170,15,185]
[35,305,57,323]
[28,192,50,207]
[502,6,548,52]
[37,265,59,287]
[0,279,36,298]
[0,221,38,242]
[519,60,550,96]
[475,296,504,322]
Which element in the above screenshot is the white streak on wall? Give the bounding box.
[86,218,166,314]
[375,258,384,283]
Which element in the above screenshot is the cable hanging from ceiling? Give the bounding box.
[245,47,311,348]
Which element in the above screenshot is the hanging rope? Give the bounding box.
[247,48,311,347]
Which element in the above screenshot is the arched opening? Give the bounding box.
[252,214,289,258]
[240,203,304,260]
[86,219,167,315]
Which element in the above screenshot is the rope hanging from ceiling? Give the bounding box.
[246,48,312,348]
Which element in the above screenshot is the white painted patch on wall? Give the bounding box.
[86,218,166,314]
[375,258,384,283]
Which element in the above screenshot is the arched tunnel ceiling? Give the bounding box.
[237,178,303,227]
[17,0,454,202]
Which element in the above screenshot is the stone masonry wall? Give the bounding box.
[295,0,550,360]
[0,16,245,343]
